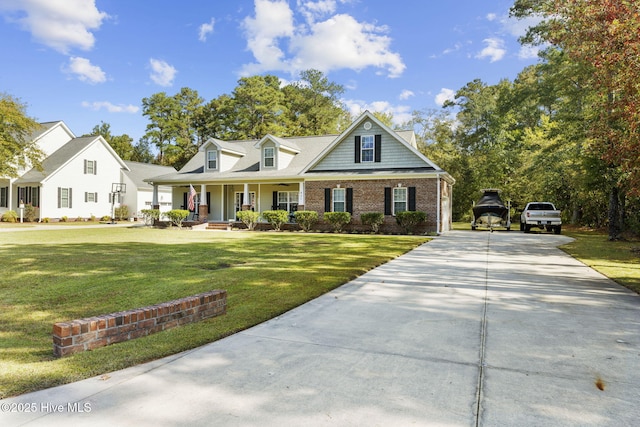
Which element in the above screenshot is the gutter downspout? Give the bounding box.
[436,173,441,235]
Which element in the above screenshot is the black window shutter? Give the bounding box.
[94,161,97,175]
[272,191,278,210]
[374,135,382,162]
[409,187,416,211]
[183,192,187,210]
[84,160,87,174]
[324,188,331,212]
[69,188,72,209]
[57,187,61,208]
[346,188,353,214]
[85,192,88,203]
[384,187,392,215]
[354,136,361,163]
[206,192,211,213]
[95,192,98,203]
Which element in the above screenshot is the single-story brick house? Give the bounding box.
[146,111,455,233]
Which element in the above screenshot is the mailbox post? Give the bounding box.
[19,200,25,223]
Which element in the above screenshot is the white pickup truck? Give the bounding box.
[520,202,562,234]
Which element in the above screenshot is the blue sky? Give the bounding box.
[0,0,542,143]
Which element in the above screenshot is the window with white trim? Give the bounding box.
[361,135,374,162]
[332,188,345,212]
[264,147,275,168]
[207,149,218,170]
[85,192,98,203]
[393,187,407,214]
[278,191,299,212]
[84,160,97,175]
[59,188,71,208]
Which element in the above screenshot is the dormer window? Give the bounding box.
[207,149,218,170]
[264,147,275,168]
[361,136,374,162]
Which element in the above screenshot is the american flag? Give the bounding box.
[188,184,197,211]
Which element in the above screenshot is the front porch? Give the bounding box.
[155,182,305,224]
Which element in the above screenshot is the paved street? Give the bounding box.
[2,231,639,426]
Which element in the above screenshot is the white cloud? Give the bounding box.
[241,0,295,74]
[399,90,414,101]
[241,0,405,78]
[65,56,106,84]
[500,14,544,39]
[198,18,215,42]
[476,37,506,62]
[435,88,455,106]
[0,0,108,54]
[149,58,177,86]
[81,101,139,113]
[518,45,540,59]
[297,0,337,24]
[486,13,497,21]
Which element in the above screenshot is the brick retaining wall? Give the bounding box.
[52,290,227,357]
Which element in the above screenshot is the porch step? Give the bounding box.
[206,222,232,230]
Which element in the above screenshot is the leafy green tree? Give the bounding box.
[86,121,135,160]
[230,75,287,140]
[141,91,178,165]
[0,93,43,177]
[141,88,204,169]
[511,0,640,238]
[282,69,347,135]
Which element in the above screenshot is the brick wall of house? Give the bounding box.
[52,290,226,357]
[305,178,439,233]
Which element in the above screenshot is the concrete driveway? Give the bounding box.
[2,231,639,426]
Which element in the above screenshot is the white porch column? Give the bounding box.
[220,187,225,221]
[242,183,250,210]
[152,184,159,209]
[198,184,208,221]
[436,174,441,235]
[298,182,305,210]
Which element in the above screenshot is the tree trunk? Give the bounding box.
[608,184,622,240]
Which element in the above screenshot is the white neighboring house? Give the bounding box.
[0,121,176,221]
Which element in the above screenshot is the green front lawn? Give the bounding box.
[0,227,428,398]
[561,228,640,294]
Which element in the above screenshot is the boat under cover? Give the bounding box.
[472,189,510,228]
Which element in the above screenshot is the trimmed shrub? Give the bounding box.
[23,203,36,222]
[163,209,190,228]
[294,210,318,232]
[60,216,68,222]
[261,210,289,231]
[324,211,351,233]
[101,215,111,222]
[114,205,129,221]
[1,210,18,223]
[395,211,427,234]
[237,210,260,230]
[141,209,160,226]
[360,212,384,233]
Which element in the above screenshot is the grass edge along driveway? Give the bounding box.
[0,227,429,398]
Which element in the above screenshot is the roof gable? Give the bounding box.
[302,110,442,173]
[16,136,128,184]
